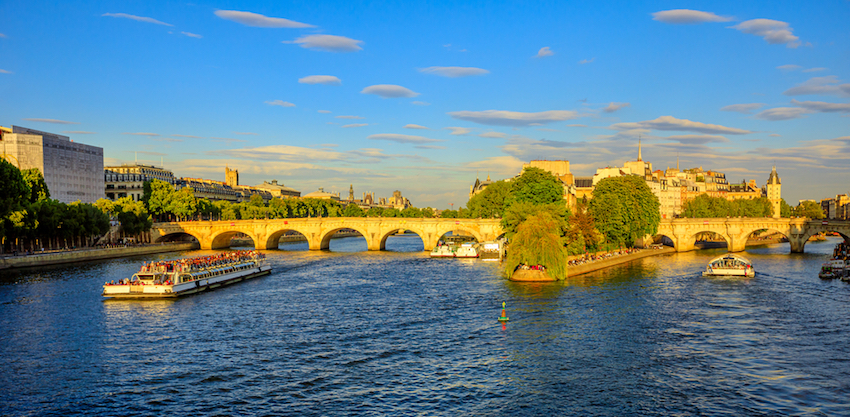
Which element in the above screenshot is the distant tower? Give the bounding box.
[637,138,643,162]
[225,165,239,187]
[349,184,354,201]
[765,165,782,218]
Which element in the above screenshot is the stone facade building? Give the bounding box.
[253,180,301,199]
[104,164,177,201]
[1,125,104,203]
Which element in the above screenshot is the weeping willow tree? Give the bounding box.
[504,211,568,280]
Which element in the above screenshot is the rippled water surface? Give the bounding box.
[1,236,849,416]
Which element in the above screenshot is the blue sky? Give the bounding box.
[1,1,848,208]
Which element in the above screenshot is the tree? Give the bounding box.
[588,176,660,248]
[401,207,423,218]
[780,198,793,218]
[507,167,563,206]
[421,207,436,218]
[21,168,50,203]
[365,207,384,217]
[382,208,401,217]
[0,159,30,220]
[466,180,512,218]
[795,200,825,219]
[501,201,569,241]
[504,211,568,280]
[440,209,458,219]
[567,198,603,254]
[147,179,175,220]
[168,188,197,221]
[343,203,366,217]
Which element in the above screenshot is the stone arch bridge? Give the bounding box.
[151,217,504,251]
[151,217,849,253]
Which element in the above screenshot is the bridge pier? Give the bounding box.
[789,236,806,253]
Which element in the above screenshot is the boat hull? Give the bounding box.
[103,265,272,299]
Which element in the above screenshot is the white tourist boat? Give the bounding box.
[103,250,271,299]
[479,241,504,261]
[818,260,841,279]
[454,242,479,258]
[703,254,755,277]
[430,244,456,258]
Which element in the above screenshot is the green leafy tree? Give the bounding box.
[382,208,401,217]
[343,203,365,217]
[501,201,569,241]
[0,159,30,220]
[366,207,385,217]
[147,179,175,221]
[588,176,660,247]
[795,200,825,219]
[780,198,792,218]
[21,168,50,203]
[466,180,512,218]
[421,207,436,218]
[196,198,219,220]
[401,207,423,218]
[439,209,458,218]
[268,198,290,219]
[566,197,603,254]
[169,188,197,221]
[504,211,568,280]
[507,167,563,206]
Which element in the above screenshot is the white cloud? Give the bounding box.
[479,131,507,138]
[731,19,800,48]
[299,75,341,85]
[803,67,827,73]
[62,131,96,134]
[211,137,249,143]
[102,13,173,26]
[336,115,364,119]
[22,118,79,124]
[776,64,801,71]
[535,47,554,58]
[181,32,202,39]
[404,124,428,129]
[791,99,850,113]
[445,127,471,135]
[419,66,489,78]
[318,110,332,114]
[265,100,295,107]
[172,134,204,138]
[361,84,419,98]
[579,58,595,65]
[663,134,730,144]
[720,103,765,113]
[784,76,850,97]
[414,145,447,150]
[213,10,314,28]
[0,69,14,74]
[754,107,811,121]
[287,34,363,52]
[611,116,753,134]
[0,33,6,38]
[567,124,587,127]
[603,102,630,113]
[769,134,781,137]
[448,110,580,126]
[412,101,430,106]
[122,132,160,136]
[367,134,444,144]
[652,9,732,24]
[342,123,368,128]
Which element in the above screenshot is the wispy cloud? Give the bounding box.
[731,19,800,48]
[652,9,732,24]
[299,75,342,85]
[445,127,471,135]
[602,102,630,113]
[211,137,248,143]
[754,107,811,121]
[336,115,364,119]
[172,134,204,138]
[23,118,79,125]
[415,145,447,150]
[448,110,580,126]
[367,134,443,144]
[662,134,729,144]
[803,67,827,73]
[0,69,12,74]
[791,99,850,113]
[265,100,295,107]
[361,84,419,98]
[720,103,765,114]
[611,116,752,134]
[213,10,314,28]
[419,66,489,78]
[535,47,554,58]
[404,124,428,129]
[233,132,258,136]
[342,123,368,128]
[784,76,850,97]
[102,13,173,26]
[181,32,202,39]
[122,132,159,136]
[286,34,363,52]
[479,131,507,138]
[0,33,6,38]
[579,58,595,65]
[412,101,430,106]
[62,131,96,134]
[776,64,801,71]
[153,137,184,142]
[318,110,332,114]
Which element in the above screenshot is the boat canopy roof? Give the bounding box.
[707,254,752,265]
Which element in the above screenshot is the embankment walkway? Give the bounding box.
[0,242,199,270]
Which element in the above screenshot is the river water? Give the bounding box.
[1,236,848,416]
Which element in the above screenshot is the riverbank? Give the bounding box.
[0,242,199,270]
[566,247,677,277]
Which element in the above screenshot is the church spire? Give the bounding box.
[637,137,643,162]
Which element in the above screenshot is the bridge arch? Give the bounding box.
[434,223,484,245]
[796,228,850,253]
[264,228,309,250]
[319,226,371,251]
[155,231,202,244]
[377,227,427,251]
[209,229,260,250]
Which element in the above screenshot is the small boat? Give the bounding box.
[103,250,271,299]
[819,261,838,279]
[454,242,479,258]
[430,244,455,258]
[703,254,755,277]
[479,241,504,261]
